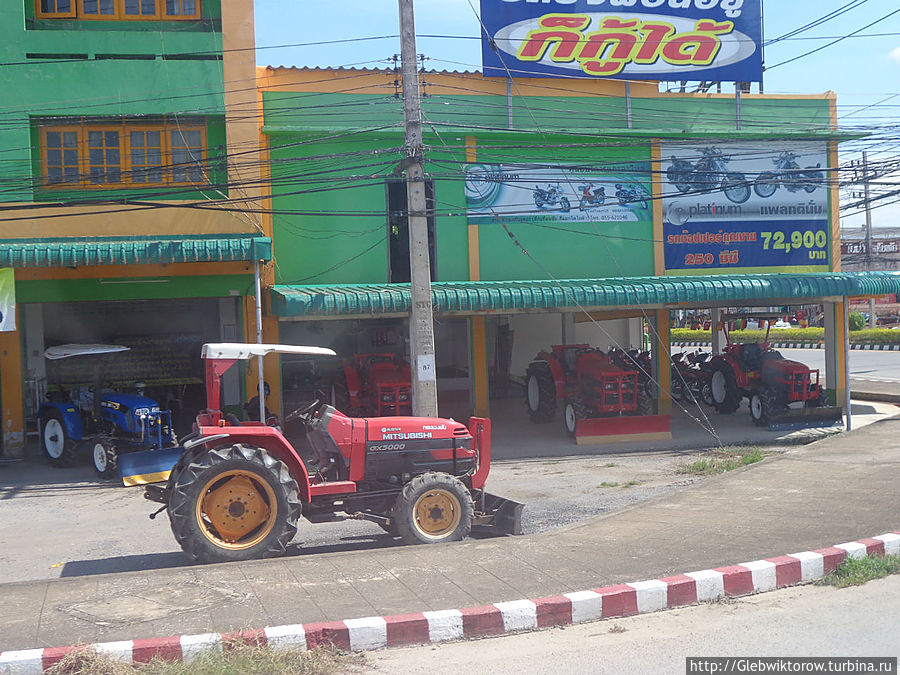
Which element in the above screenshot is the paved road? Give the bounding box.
[673,347,900,382]
[779,348,900,382]
[367,576,900,674]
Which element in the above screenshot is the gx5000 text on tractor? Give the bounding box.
[119,343,523,564]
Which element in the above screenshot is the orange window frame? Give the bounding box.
[34,0,76,18]
[40,126,84,186]
[76,0,119,20]
[167,126,208,185]
[40,121,208,189]
[122,0,160,20]
[162,0,200,20]
[36,0,200,20]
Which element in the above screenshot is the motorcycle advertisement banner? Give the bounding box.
[0,268,14,331]
[661,142,831,274]
[480,0,762,82]
[465,163,651,224]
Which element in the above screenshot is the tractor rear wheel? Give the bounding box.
[167,444,301,564]
[710,361,741,414]
[394,472,474,545]
[525,362,557,423]
[92,438,118,479]
[41,410,78,467]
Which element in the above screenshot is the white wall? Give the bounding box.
[507,313,636,376]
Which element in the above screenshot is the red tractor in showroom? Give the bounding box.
[118,344,522,564]
[707,314,843,428]
[526,344,652,436]
[335,353,412,417]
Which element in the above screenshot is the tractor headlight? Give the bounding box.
[381,392,395,402]
[605,382,617,390]
[134,407,151,417]
[398,391,410,402]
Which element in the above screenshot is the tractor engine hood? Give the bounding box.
[366,417,471,442]
[102,392,159,411]
[763,358,812,375]
[577,351,629,375]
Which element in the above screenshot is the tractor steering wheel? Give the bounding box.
[284,399,320,424]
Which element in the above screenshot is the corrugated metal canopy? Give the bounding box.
[271,272,900,318]
[0,235,272,268]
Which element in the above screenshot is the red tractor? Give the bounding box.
[707,315,842,428]
[526,344,652,436]
[337,353,412,417]
[118,343,522,564]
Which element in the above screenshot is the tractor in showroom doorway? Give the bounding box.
[118,343,523,564]
[706,314,843,429]
[38,344,177,478]
[526,344,652,436]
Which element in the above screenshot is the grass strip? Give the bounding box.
[819,554,900,588]
[46,643,365,675]
[677,448,765,476]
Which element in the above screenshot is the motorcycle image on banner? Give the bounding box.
[666,146,751,205]
[661,141,830,275]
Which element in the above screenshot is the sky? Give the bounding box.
[253,0,900,230]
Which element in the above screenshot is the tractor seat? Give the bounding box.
[741,343,762,370]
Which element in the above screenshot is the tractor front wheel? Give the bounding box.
[92,438,118,479]
[526,362,557,423]
[41,410,78,467]
[749,391,766,426]
[394,472,474,545]
[167,444,301,564]
[710,362,741,415]
[564,401,579,436]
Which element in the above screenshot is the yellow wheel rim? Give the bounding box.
[196,470,277,550]
[412,488,462,539]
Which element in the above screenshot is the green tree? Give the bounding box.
[848,312,866,331]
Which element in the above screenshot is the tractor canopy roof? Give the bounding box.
[44,344,130,360]
[201,343,336,361]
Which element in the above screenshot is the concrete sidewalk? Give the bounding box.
[2,413,898,654]
[851,379,900,405]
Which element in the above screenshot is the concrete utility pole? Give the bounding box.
[862,152,877,328]
[398,0,438,417]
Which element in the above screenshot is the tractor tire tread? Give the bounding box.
[526,362,557,423]
[393,472,474,546]
[711,361,741,415]
[167,443,301,564]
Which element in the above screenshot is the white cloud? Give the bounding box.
[890,46,900,64]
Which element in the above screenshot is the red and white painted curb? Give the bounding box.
[3,532,898,672]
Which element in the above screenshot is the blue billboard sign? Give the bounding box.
[480,0,763,82]
[661,142,831,275]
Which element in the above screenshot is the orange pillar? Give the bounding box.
[0,307,24,457]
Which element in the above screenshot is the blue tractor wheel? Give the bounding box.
[92,438,118,479]
[41,409,78,467]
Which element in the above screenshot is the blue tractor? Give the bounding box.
[38,344,177,478]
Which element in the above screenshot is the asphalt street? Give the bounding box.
[366,576,900,674]
[673,346,900,382]
[779,348,900,382]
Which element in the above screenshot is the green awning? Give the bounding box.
[1,234,272,268]
[271,272,900,318]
